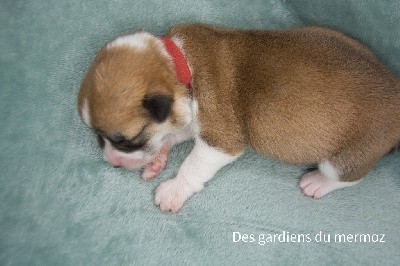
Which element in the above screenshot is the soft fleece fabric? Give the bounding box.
[1,0,399,264]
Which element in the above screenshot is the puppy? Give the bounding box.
[78,24,400,212]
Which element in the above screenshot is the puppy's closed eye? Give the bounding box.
[110,139,145,153]
[96,132,145,153]
[106,133,145,153]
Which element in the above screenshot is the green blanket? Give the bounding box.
[1,0,399,264]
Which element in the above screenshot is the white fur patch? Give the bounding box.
[171,36,184,50]
[176,97,195,127]
[107,32,154,50]
[107,31,172,63]
[300,169,360,199]
[81,98,91,128]
[189,100,200,136]
[179,137,240,192]
[155,137,241,212]
[300,160,361,199]
[319,161,340,180]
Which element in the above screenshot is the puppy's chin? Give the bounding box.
[103,139,156,170]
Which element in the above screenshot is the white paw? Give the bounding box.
[155,178,193,213]
[141,147,169,181]
[299,170,339,199]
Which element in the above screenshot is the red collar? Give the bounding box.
[160,37,192,90]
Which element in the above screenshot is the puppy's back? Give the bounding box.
[169,24,400,162]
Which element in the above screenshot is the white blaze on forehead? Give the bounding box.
[107,32,155,50]
[81,98,91,128]
[107,32,171,60]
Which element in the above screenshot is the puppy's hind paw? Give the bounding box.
[299,170,358,199]
[299,170,328,199]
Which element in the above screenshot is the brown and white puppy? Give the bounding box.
[78,24,400,212]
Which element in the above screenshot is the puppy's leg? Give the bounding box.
[141,126,193,181]
[155,137,241,213]
[300,140,390,198]
[141,145,170,181]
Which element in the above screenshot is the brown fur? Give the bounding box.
[79,24,400,183]
[167,25,400,182]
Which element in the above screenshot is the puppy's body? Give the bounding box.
[171,25,400,175]
[79,24,400,212]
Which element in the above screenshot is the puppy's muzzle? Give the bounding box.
[104,150,147,169]
[103,139,148,169]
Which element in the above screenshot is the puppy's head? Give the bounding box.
[78,31,192,169]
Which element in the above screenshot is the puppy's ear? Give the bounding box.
[143,95,173,123]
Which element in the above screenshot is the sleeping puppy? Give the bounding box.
[78,24,400,213]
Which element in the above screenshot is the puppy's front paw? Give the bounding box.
[141,158,167,181]
[141,146,169,181]
[155,178,193,213]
